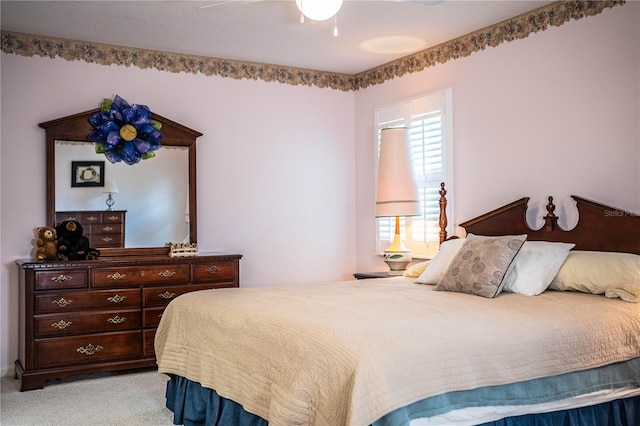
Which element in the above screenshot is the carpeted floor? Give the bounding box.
[1,369,175,425]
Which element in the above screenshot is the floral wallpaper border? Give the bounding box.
[1,1,624,92]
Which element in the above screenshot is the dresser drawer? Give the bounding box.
[81,212,101,224]
[192,261,237,284]
[102,212,125,224]
[55,212,81,222]
[89,234,124,248]
[91,223,124,235]
[35,270,88,291]
[35,331,142,368]
[92,264,189,287]
[35,309,141,337]
[35,289,140,314]
[143,284,223,308]
[143,307,166,328]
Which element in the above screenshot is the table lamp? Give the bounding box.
[375,127,421,274]
[103,180,119,211]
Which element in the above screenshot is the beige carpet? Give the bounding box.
[1,370,174,425]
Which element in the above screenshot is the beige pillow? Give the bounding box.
[403,261,429,278]
[549,251,640,303]
[435,234,527,298]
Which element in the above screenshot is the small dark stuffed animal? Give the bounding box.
[56,220,84,261]
[56,220,100,261]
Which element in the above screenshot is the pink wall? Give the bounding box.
[354,2,640,272]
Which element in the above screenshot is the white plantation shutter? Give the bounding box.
[375,89,453,258]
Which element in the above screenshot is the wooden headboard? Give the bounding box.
[437,183,640,255]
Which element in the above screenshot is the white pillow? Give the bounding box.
[549,251,640,303]
[415,238,465,284]
[502,241,575,296]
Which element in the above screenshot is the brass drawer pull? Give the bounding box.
[107,295,126,303]
[107,316,126,324]
[51,320,72,330]
[102,226,114,232]
[86,216,98,222]
[107,215,120,221]
[52,297,73,307]
[76,344,103,356]
[101,236,114,243]
[159,291,177,300]
[107,272,126,280]
[159,270,176,279]
[51,275,72,283]
[206,265,221,275]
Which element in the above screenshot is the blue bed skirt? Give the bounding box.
[478,395,639,425]
[165,374,267,426]
[165,375,639,426]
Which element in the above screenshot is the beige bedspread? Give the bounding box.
[154,277,640,426]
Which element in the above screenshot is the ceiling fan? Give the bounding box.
[197,0,444,36]
[198,0,345,36]
[199,0,443,12]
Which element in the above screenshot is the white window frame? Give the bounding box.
[374,88,454,259]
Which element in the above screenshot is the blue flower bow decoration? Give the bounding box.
[87,95,164,165]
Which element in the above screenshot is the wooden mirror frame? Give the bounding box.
[40,109,202,257]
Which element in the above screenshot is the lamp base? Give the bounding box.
[105,193,115,211]
[383,227,412,274]
[383,250,412,275]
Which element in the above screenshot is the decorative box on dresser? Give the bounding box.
[55,210,126,248]
[16,254,241,391]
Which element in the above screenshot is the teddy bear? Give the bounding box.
[34,226,58,261]
[55,220,100,261]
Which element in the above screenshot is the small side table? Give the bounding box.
[353,271,392,280]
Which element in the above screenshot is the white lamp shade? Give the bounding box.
[375,127,420,218]
[295,0,343,21]
[102,180,119,194]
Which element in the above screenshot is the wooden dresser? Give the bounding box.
[15,254,241,391]
[55,210,127,248]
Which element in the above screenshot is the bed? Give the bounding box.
[155,184,640,426]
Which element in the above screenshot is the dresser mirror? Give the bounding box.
[41,109,202,256]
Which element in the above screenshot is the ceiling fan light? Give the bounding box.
[295,0,343,22]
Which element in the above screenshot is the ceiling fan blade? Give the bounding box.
[394,0,446,5]
[309,19,335,33]
[197,0,263,10]
[197,1,238,10]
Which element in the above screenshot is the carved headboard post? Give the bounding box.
[543,196,559,232]
[439,182,448,244]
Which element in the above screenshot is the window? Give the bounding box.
[374,88,454,259]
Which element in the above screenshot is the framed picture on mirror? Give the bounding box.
[71,161,105,187]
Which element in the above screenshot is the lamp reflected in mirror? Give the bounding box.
[103,180,119,211]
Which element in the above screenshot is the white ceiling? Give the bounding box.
[1,0,553,75]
